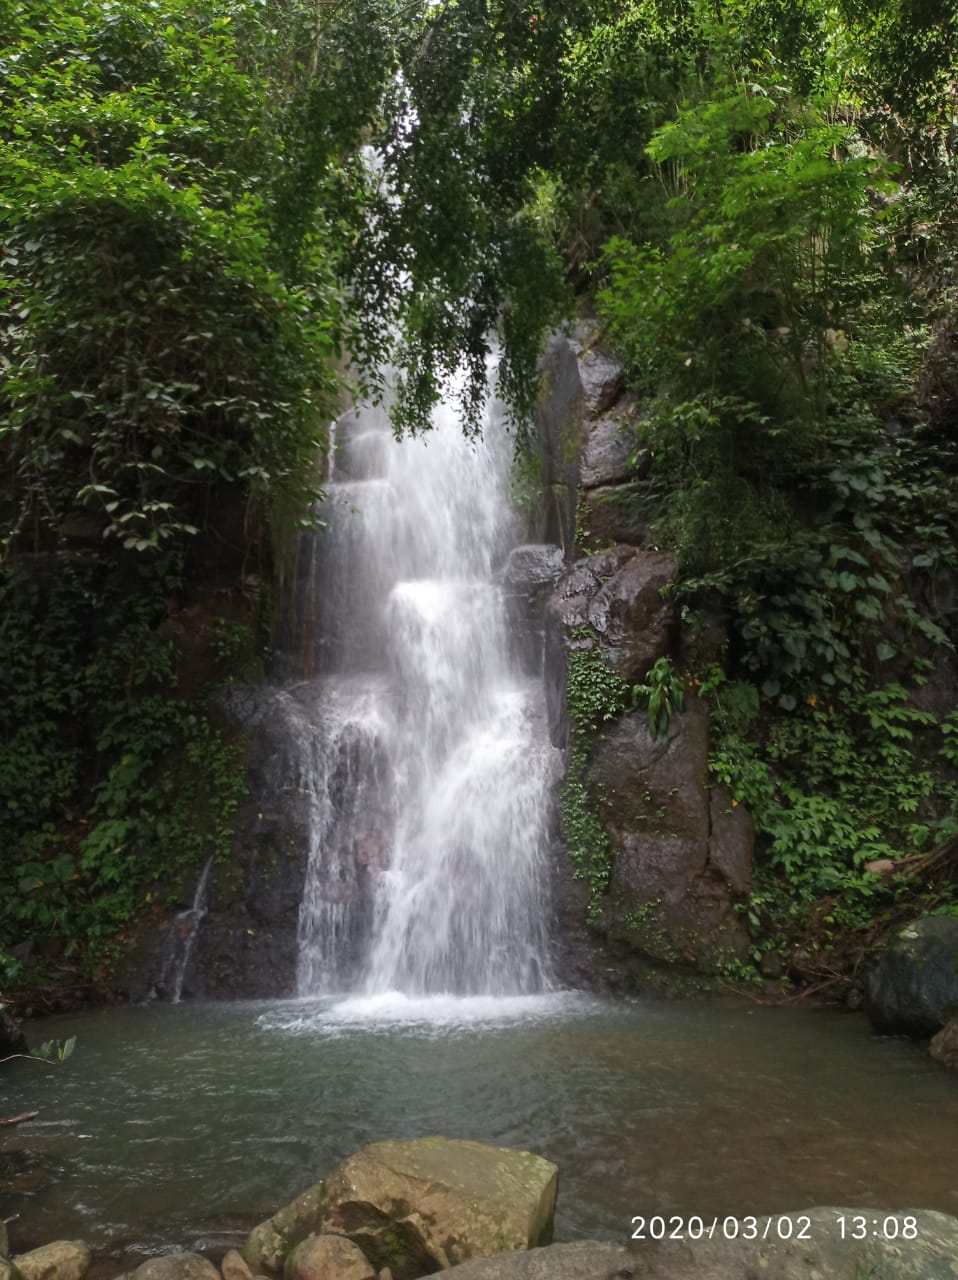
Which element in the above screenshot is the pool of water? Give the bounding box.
[2,993,957,1259]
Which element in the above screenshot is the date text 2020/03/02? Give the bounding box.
[629,1215,921,1242]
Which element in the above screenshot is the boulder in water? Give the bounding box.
[12,1243,91,1280]
[0,1007,28,1058]
[930,1019,958,1071]
[865,914,958,1035]
[243,1138,557,1277]
[285,1236,376,1280]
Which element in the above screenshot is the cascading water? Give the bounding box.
[287,383,560,998]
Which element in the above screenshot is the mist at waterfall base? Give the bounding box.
[274,382,559,1009]
[7,998,958,1255]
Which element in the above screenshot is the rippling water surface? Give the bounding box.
[3,995,957,1258]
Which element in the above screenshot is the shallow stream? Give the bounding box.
[2,994,957,1260]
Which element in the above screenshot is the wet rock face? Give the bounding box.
[930,1019,958,1071]
[535,336,586,552]
[865,915,958,1036]
[587,699,751,966]
[0,1008,28,1058]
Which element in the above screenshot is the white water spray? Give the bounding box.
[292,387,560,996]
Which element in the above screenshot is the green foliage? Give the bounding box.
[0,0,358,555]
[632,656,685,738]
[0,560,247,971]
[565,644,630,732]
[36,1035,76,1063]
[560,641,631,919]
[707,672,956,926]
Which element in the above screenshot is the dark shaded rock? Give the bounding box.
[0,1007,28,1057]
[502,545,566,593]
[550,547,635,632]
[707,788,753,896]
[579,414,646,490]
[758,950,784,979]
[321,1210,443,1280]
[865,915,958,1036]
[930,1018,958,1070]
[569,324,624,417]
[589,701,711,908]
[536,337,586,551]
[846,986,865,1012]
[579,486,650,550]
[586,550,677,685]
[587,700,749,967]
[443,1209,958,1280]
[285,1235,376,1280]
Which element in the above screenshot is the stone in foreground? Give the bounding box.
[13,1243,91,1280]
[285,1235,375,1280]
[243,1138,557,1278]
[441,1208,958,1280]
[130,1255,220,1280]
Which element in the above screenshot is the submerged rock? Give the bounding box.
[13,1243,91,1280]
[441,1208,958,1279]
[0,1007,28,1058]
[865,915,958,1035]
[285,1235,376,1280]
[930,1019,958,1071]
[243,1138,557,1277]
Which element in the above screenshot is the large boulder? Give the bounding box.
[285,1236,376,1280]
[243,1139,557,1279]
[585,550,677,686]
[569,321,624,417]
[865,915,958,1036]
[587,700,750,967]
[578,486,650,551]
[579,414,644,491]
[442,1208,958,1280]
[549,549,677,688]
[501,546,567,594]
[129,1257,219,1280]
[13,1244,91,1280]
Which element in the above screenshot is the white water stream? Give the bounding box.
[291,388,560,996]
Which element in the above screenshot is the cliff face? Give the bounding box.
[513,329,754,992]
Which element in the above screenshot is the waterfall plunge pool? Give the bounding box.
[4,994,957,1261]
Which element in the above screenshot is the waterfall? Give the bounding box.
[289,385,560,997]
[158,856,213,1003]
